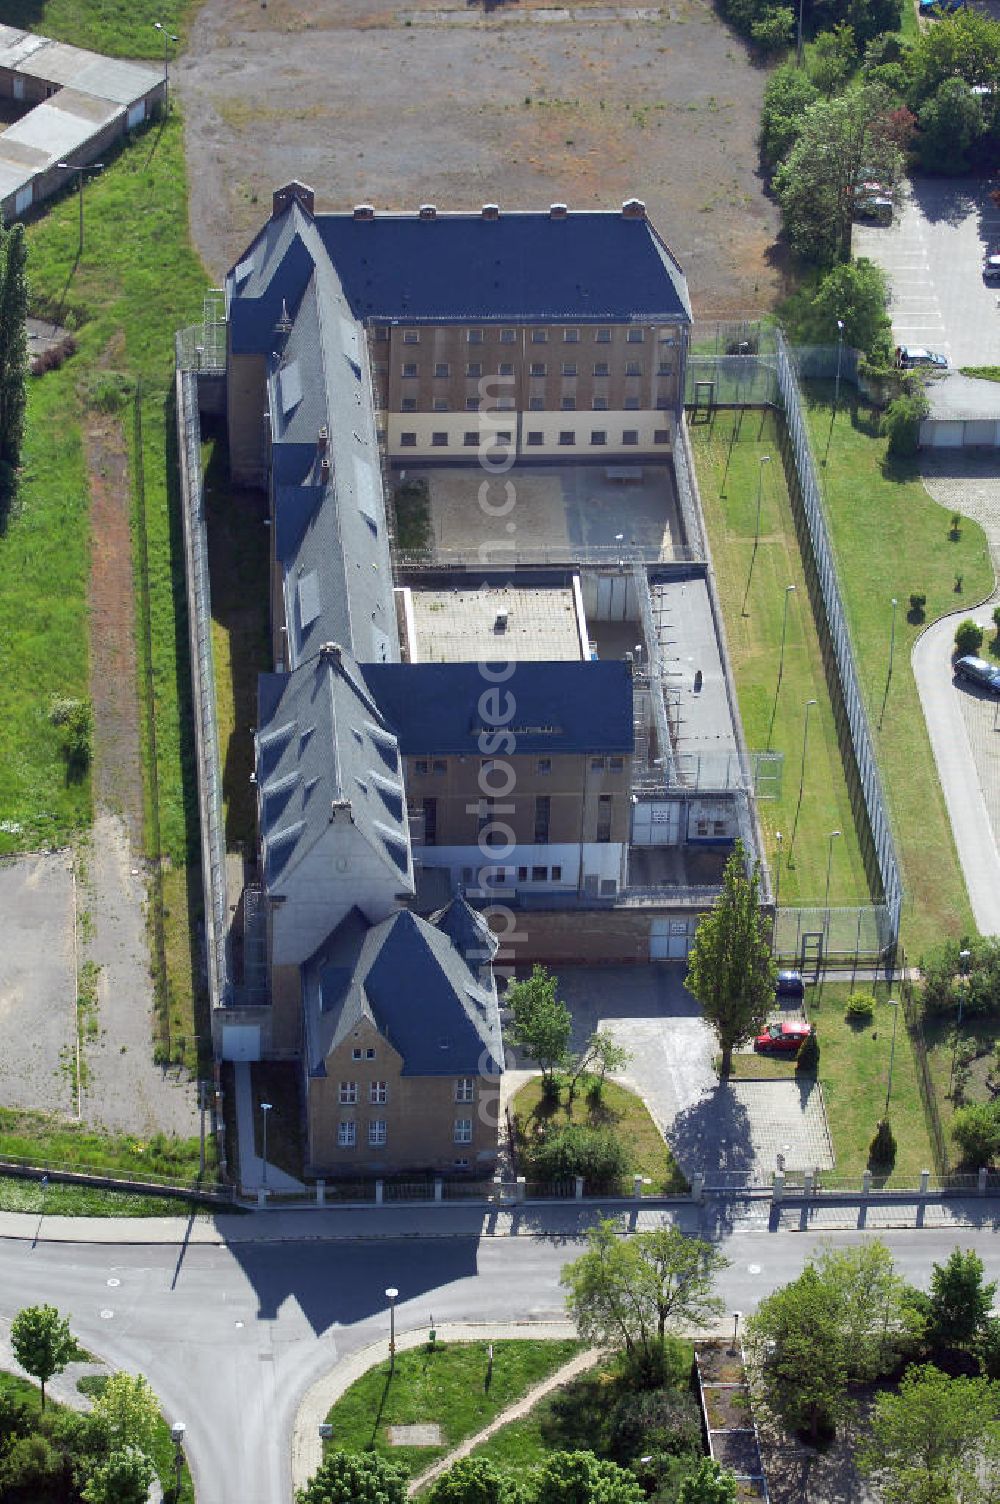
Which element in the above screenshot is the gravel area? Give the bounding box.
[0,851,77,1115]
[176,0,781,317]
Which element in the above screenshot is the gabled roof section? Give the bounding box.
[301,905,503,1078]
[255,645,413,893]
[314,208,691,324]
[362,661,634,756]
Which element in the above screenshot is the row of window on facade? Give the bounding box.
[399,429,671,449]
[399,397,673,414]
[393,361,671,379]
[336,1118,476,1148]
[376,327,656,346]
[413,756,625,776]
[338,1077,476,1104]
[416,794,613,846]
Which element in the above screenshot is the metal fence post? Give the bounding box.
[979,1167,988,1196]
[375,1179,384,1206]
[919,1169,929,1195]
[691,1171,704,1204]
[772,1173,784,1204]
[434,1177,443,1203]
[862,1170,872,1198]
[633,1174,644,1200]
[516,1176,526,1203]
[575,1176,584,1201]
[257,1186,267,1208]
[316,1179,325,1207]
[804,1170,814,1197]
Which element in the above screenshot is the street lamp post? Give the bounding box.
[386,1287,399,1374]
[170,1422,185,1502]
[56,161,104,257]
[774,831,783,913]
[888,597,899,683]
[834,319,845,410]
[260,1101,272,1187]
[824,829,841,939]
[958,948,971,1028]
[731,1311,742,1355]
[615,532,624,568]
[753,454,771,550]
[778,584,796,686]
[883,998,900,1118]
[153,21,178,110]
[787,699,817,865]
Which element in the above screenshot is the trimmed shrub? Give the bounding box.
[868,1118,897,1170]
[845,992,876,1022]
[881,391,928,456]
[525,1124,631,1184]
[951,1101,1000,1169]
[609,1383,702,1463]
[955,619,985,656]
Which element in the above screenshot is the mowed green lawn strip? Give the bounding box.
[324,1340,584,1478]
[0,1175,223,1217]
[690,408,870,909]
[801,387,992,946]
[807,981,935,1179]
[512,1077,688,1194]
[0,1106,208,1180]
[0,1,198,57]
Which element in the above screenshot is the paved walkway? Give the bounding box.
[408,1344,603,1496]
[233,1060,304,1193]
[290,1319,589,1494]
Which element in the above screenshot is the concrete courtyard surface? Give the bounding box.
[854,177,1000,368]
[510,965,835,1178]
[176,0,782,318]
[401,462,680,559]
[0,851,77,1114]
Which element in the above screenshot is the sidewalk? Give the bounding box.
[233,1060,305,1193]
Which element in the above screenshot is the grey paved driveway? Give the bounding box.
[0,851,76,1114]
[510,965,834,1178]
[854,177,1000,367]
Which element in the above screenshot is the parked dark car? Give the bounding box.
[775,969,805,999]
[955,655,1000,693]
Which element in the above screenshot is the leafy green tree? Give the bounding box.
[296,1450,409,1504]
[882,389,928,457]
[809,23,859,95]
[750,6,795,53]
[677,1458,739,1504]
[608,1385,702,1463]
[0,222,28,468]
[533,1450,644,1504]
[806,258,893,363]
[774,85,903,263]
[430,1458,522,1504]
[685,841,777,1077]
[952,1101,1000,1168]
[760,64,820,168]
[10,1305,75,1410]
[506,966,572,1090]
[90,1372,160,1460]
[858,1364,1000,1504]
[928,1249,998,1355]
[955,619,985,656]
[908,8,1000,108]
[918,78,985,173]
[562,1219,727,1381]
[82,1448,155,1504]
[567,1030,631,1105]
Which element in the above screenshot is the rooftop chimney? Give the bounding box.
[353,203,375,220]
[419,204,438,220]
[621,198,647,219]
[481,204,500,220]
[271,180,315,219]
[494,610,509,633]
[319,642,342,664]
[317,424,329,451]
[549,203,568,220]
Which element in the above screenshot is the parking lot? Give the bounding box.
[854,177,1000,368]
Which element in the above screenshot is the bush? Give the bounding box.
[845,992,876,1021]
[881,391,928,456]
[759,64,820,168]
[49,696,93,775]
[868,1118,897,1170]
[750,6,795,53]
[796,1029,819,1074]
[955,619,985,656]
[0,1432,68,1496]
[951,1101,1000,1169]
[525,1124,631,1184]
[608,1384,702,1464]
[29,334,77,378]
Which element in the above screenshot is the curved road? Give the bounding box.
[3,1212,1000,1503]
[913,601,1000,936]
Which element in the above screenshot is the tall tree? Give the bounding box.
[90,1371,161,1460]
[82,1448,155,1504]
[10,1305,75,1411]
[773,84,904,263]
[685,841,777,1077]
[430,1458,523,1504]
[0,222,28,468]
[858,1364,1000,1504]
[677,1459,739,1504]
[506,966,572,1090]
[562,1219,727,1380]
[533,1451,644,1504]
[296,1450,408,1504]
[928,1248,998,1355]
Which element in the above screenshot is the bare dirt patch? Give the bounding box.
[177,0,780,317]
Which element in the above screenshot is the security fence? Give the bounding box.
[176,290,226,372]
[773,903,894,965]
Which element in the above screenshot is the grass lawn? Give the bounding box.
[0,1106,213,1182]
[511,1077,688,1194]
[960,367,1000,384]
[923,1010,1000,1159]
[690,408,871,911]
[0,1175,224,1216]
[0,1,199,57]
[323,1339,584,1478]
[801,386,993,949]
[806,980,935,1179]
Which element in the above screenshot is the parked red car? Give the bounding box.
[755,1021,812,1054]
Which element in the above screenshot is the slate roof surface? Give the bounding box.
[315,211,691,324]
[363,660,634,756]
[302,903,503,1078]
[256,650,413,893]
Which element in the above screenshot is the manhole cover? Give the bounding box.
[747,1264,761,1275]
[100,1309,114,1320]
[107,1278,120,1288]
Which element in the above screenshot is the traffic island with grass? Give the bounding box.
[511,1076,687,1195]
[322,1340,584,1478]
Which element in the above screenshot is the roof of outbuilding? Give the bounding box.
[301,903,503,1078]
[363,660,634,756]
[256,648,413,893]
[314,210,691,324]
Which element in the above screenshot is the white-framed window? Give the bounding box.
[352,1047,363,1060]
[401,362,418,378]
[593,397,608,411]
[339,1081,358,1104]
[498,361,514,377]
[370,1081,388,1104]
[561,362,577,377]
[434,362,450,377]
[561,397,576,411]
[627,328,644,343]
[366,1047,376,1060]
[454,1157,470,1169]
[369,1120,387,1146]
[403,330,420,344]
[467,328,484,344]
[625,361,642,377]
[500,328,516,344]
[530,329,548,344]
[433,398,449,412]
[564,328,580,343]
[593,361,609,377]
[591,430,607,445]
[595,328,611,343]
[467,362,483,378]
[400,433,417,447]
[454,1118,473,1144]
[338,1120,356,1148]
[530,362,547,377]
[623,429,639,445]
[455,1077,475,1103]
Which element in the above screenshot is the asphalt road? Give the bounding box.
[5,1216,1000,1503]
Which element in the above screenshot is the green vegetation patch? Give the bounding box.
[800,385,992,947]
[0,1174,221,1217]
[512,1077,687,1194]
[0,1,198,58]
[960,367,1000,385]
[0,1106,212,1181]
[324,1340,585,1478]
